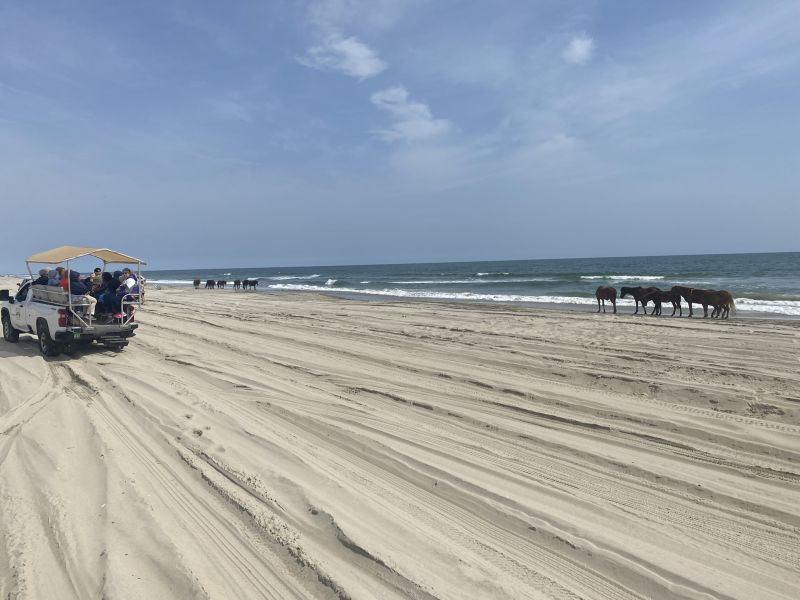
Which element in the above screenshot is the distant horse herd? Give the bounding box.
[595,285,735,319]
[193,279,259,291]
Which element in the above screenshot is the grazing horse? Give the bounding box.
[250,279,258,291]
[642,289,682,316]
[205,279,216,289]
[216,280,226,289]
[241,279,250,290]
[233,279,241,290]
[595,286,617,313]
[620,286,661,315]
[193,279,201,290]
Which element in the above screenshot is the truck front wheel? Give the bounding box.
[2,312,19,343]
[37,321,62,357]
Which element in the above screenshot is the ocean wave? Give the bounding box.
[581,275,666,281]
[476,272,511,276]
[389,278,558,284]
[734,298,800,316]
[268,283,634,305]
[267,285,800,316]
[266,274,320,280]
[146,279,198,285]
[325,279,337,286]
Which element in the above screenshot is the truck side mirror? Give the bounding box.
[0,290,9,302]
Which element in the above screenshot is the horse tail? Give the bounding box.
[729,295,736,313]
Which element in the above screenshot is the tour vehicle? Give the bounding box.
[0,246,145,355]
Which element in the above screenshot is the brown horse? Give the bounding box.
[671,286,699,316]
[671,286,735,318]
[205,279,216,289]
[216,280,226,289]
[595,286,617,313]
[193,279,201,290]
[233,279,241,290]
[642,289,682,316]
[708,290,735,319]
[620,286,661,315]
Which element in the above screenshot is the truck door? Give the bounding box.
[10,282,30,328]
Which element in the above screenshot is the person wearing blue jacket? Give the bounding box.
[68,270,97,318]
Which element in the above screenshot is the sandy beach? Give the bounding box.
[1,276,799,599]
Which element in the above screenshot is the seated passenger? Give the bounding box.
[32,268,50,285]
[90,268,103,287]
[66,270,97,318]
[111,272,140,316]
[47,269,60,286]
[100,271,123,312]
[94,273,115,311]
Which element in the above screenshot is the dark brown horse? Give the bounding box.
[595,286,617,313]
[671,286,735,319]
[620,286,661,315]
[642,289,682,316]
[216,280,226,289]
[193,279,201,290]
[233,279,241,290]
[205,279,216,289]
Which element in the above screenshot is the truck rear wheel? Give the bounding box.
[2,312,19,343]
[37,321,62,357]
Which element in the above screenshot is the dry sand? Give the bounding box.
[1,276,799,599]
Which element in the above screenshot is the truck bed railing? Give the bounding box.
[31,285,91,306]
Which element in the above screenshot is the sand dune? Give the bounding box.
[1,278,799,599]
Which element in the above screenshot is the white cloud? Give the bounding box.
[562,34,594,65]
[370,86,452,142]
[299,35,387,79]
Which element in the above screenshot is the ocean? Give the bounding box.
[144,252,800,317]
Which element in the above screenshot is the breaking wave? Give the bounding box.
[581,275,665,281]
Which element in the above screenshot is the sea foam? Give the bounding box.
[581,275,665,280]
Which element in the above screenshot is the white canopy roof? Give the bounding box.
[26,246,146,265]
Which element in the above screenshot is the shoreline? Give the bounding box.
[146,280,800,321]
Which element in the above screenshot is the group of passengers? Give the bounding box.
[32,266,140,319]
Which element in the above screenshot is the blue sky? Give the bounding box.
[1,0,799,270]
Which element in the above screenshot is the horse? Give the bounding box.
[233,279,241,290]
[620,286,661,315]
[707,290,736,319]
[193,279,201,290]
[250,279,258,290]
[205,279,216,289]
[642,289,682,316]
[241,279,250,290]
[671,286,718,318]
[595,286,617,313]
[216,280,226,289]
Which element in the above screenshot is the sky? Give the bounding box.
[1,0,799,271]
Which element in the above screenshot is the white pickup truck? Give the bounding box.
[0,246,145,356]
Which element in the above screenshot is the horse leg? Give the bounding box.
[597,298,601,313]
[602,299,606,313]
[612,299,616,314]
